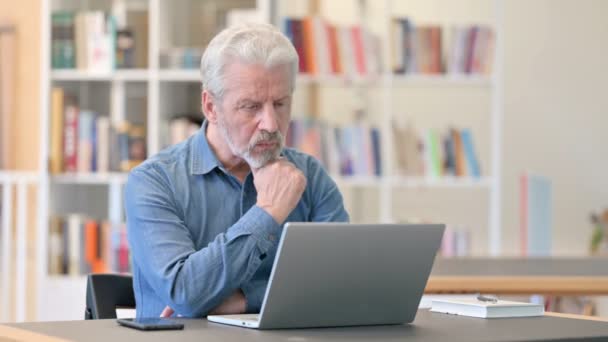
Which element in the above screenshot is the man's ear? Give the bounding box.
[202,90,218,123]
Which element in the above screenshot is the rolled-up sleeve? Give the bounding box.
[125,166,280,317]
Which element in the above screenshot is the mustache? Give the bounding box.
[249,130,283,148]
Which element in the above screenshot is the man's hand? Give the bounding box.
[253,158,307,224]
[160,305,174,318]
[209,290,247,315]
[159,290,247,317]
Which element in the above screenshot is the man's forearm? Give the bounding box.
[130,205,280,317]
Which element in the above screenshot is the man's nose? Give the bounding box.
[258,103,279,133]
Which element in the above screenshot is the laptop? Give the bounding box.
[207,222,445,329]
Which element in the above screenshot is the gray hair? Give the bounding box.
[200,23,299,101]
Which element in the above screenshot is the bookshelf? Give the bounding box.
[0,171,41,323]
[33,0,503,321]
[283,0,503,255]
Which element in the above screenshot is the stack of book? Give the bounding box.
[51,9,148,70]
[287,118,382,177]
[283,16,383,77]
[49,87,147,174]
[392,123,481,179]
[390,18,494,75]
[48,215,130,276]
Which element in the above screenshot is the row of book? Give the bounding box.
[283,17,383,77]
[159,47,204,69]
[393,123,481,178]
[399,219,472,257]
[391,18,495,75]
[51,9,148,70]
[48,215,130,276]
[49,87,147,174]
[287,119,382,177]
[440,227,471,257]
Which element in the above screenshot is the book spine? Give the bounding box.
[371,127,382,176]
[351,26,367,75]
[63,102,79,172]
[50,87,65,174]
[460,129,481,178]
[48,217,64,275]
[67,215,81,276]
[77,110,94,173]
[95,116,110,172]
[291,20,307,74]
[302,17,317,74]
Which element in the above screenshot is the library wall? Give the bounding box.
[502,0,608,256]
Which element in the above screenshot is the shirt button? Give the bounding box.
[260,253,267,260]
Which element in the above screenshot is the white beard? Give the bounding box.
[217,116,284,169]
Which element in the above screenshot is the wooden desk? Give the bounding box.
[3,310,608,342]
[426,257,608,295]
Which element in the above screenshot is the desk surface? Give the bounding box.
[431,257,608,276]
[427,257,608,295]
[4,310,608,342]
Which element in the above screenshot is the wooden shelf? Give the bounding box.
[296,74,382,86]
[333,175,383,187]
[391,74,492,87]
[391,176,492,188]
[50,172,128,185]
[332,175,492,188]
[51,69,150,82]
[297,73,491,87]
[0,171,40,183]
[158,69,201,82]
[426,276,608,295]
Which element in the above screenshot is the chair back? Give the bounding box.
[84,273,135,319]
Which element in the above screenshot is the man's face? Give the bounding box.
[213,62,293,169]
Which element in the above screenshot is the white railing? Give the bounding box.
[0,171,40,323]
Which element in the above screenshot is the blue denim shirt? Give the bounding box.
[124,122,349,318]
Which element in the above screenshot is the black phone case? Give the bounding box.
[117,318,184,331]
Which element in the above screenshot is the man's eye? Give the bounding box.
[243,104,260,111]
[274,102,284,108]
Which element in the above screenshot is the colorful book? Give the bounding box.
[460,128,481,178]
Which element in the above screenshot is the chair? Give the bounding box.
[84,273,136,319]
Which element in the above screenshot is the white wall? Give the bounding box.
[502,0,608,255]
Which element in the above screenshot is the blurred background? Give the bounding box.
[0,0,607,323]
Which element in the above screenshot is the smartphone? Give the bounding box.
[117,317,184,331]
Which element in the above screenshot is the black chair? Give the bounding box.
[84,273,136,319]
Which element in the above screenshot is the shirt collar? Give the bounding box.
[191,120,222,175]
[190,120,288,175]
